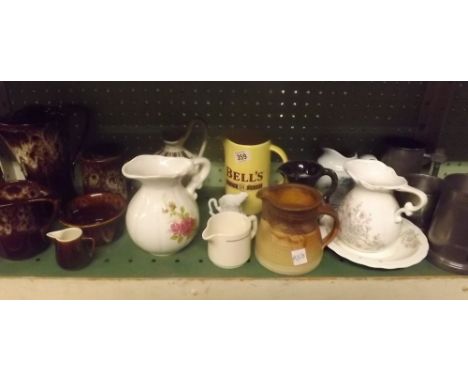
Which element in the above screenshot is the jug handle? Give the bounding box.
[183,119,208,157]
[15,197,60,236]
[81,236,96,259]
[320,168,339,201]
[270,145,288,163]
[186,157,211,200]
[394,184,428,222]
[248,215,258,239]
[208,198,220,216]
[316,203,340,248]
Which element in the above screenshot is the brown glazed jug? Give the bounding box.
[0,181,59,260]
[255,184,340,275]
[0,105,89,200]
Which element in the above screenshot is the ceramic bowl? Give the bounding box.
[60,192,127,246]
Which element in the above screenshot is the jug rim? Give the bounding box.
[122,154,193,180]
[47,227,83,243]
[344,159,408,189]
[0,180,55,205]
[225,131,270,146]
[257,183,325,212]
[203,211,252,240]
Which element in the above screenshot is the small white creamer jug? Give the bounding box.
[202,211,257,269]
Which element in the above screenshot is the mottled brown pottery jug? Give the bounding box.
[0,105,89,199]
[0,181,59,260]
[78,143,128,199]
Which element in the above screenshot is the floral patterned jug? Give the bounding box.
[338,159,427,252]
[122,155,210,255]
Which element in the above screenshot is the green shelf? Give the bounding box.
[0,187,455,279]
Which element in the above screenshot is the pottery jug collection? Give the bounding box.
[0,104,457,275]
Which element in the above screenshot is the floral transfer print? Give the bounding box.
[400,229,421,250]
[162,201,197,243]
[339,200,384,250]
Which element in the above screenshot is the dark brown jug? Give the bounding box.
[0,181,59,260]
[277,160,338,201]
[0,105,89,200]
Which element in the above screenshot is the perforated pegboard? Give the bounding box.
[4,81,429,161]
[439,82,468,159]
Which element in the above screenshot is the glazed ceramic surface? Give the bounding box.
[396,173,442,233]
[208,192,248,216]
[0,135,26,182]
[338,159,428,252]
[316,148,357,209]
[255,184,339,276]
[202,211,257,269]
[79,143,128,199]
[122,154,211,255]
[47,227,95,270]
[224,132,288,215]
[60,192,127,246]
[320,217,428,269]
[0,105,89,199]
[277,160,338,201]
[0,181,59,260]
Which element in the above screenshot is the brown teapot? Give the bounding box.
[0,105,89,199]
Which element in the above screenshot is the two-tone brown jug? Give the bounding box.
[255,184,340,276]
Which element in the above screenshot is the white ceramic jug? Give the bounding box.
[202,211,257,269]
[208,192,248,216]
[338,159,428,252]
[122,155,211,255]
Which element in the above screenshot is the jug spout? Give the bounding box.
[47,228,83,242]
[202,220,217,241]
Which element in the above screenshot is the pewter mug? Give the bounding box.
[381,137,431,177]
[428,174,468,274]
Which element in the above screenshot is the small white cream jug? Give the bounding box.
[202,211,257,269]
[338,159,428,252]
[122,154,210,255]
[208,192,248,216]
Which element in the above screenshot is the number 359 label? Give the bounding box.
[234,150,249,162]
[291,248,308,266]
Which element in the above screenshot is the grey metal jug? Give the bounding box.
[428,174,468,274]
